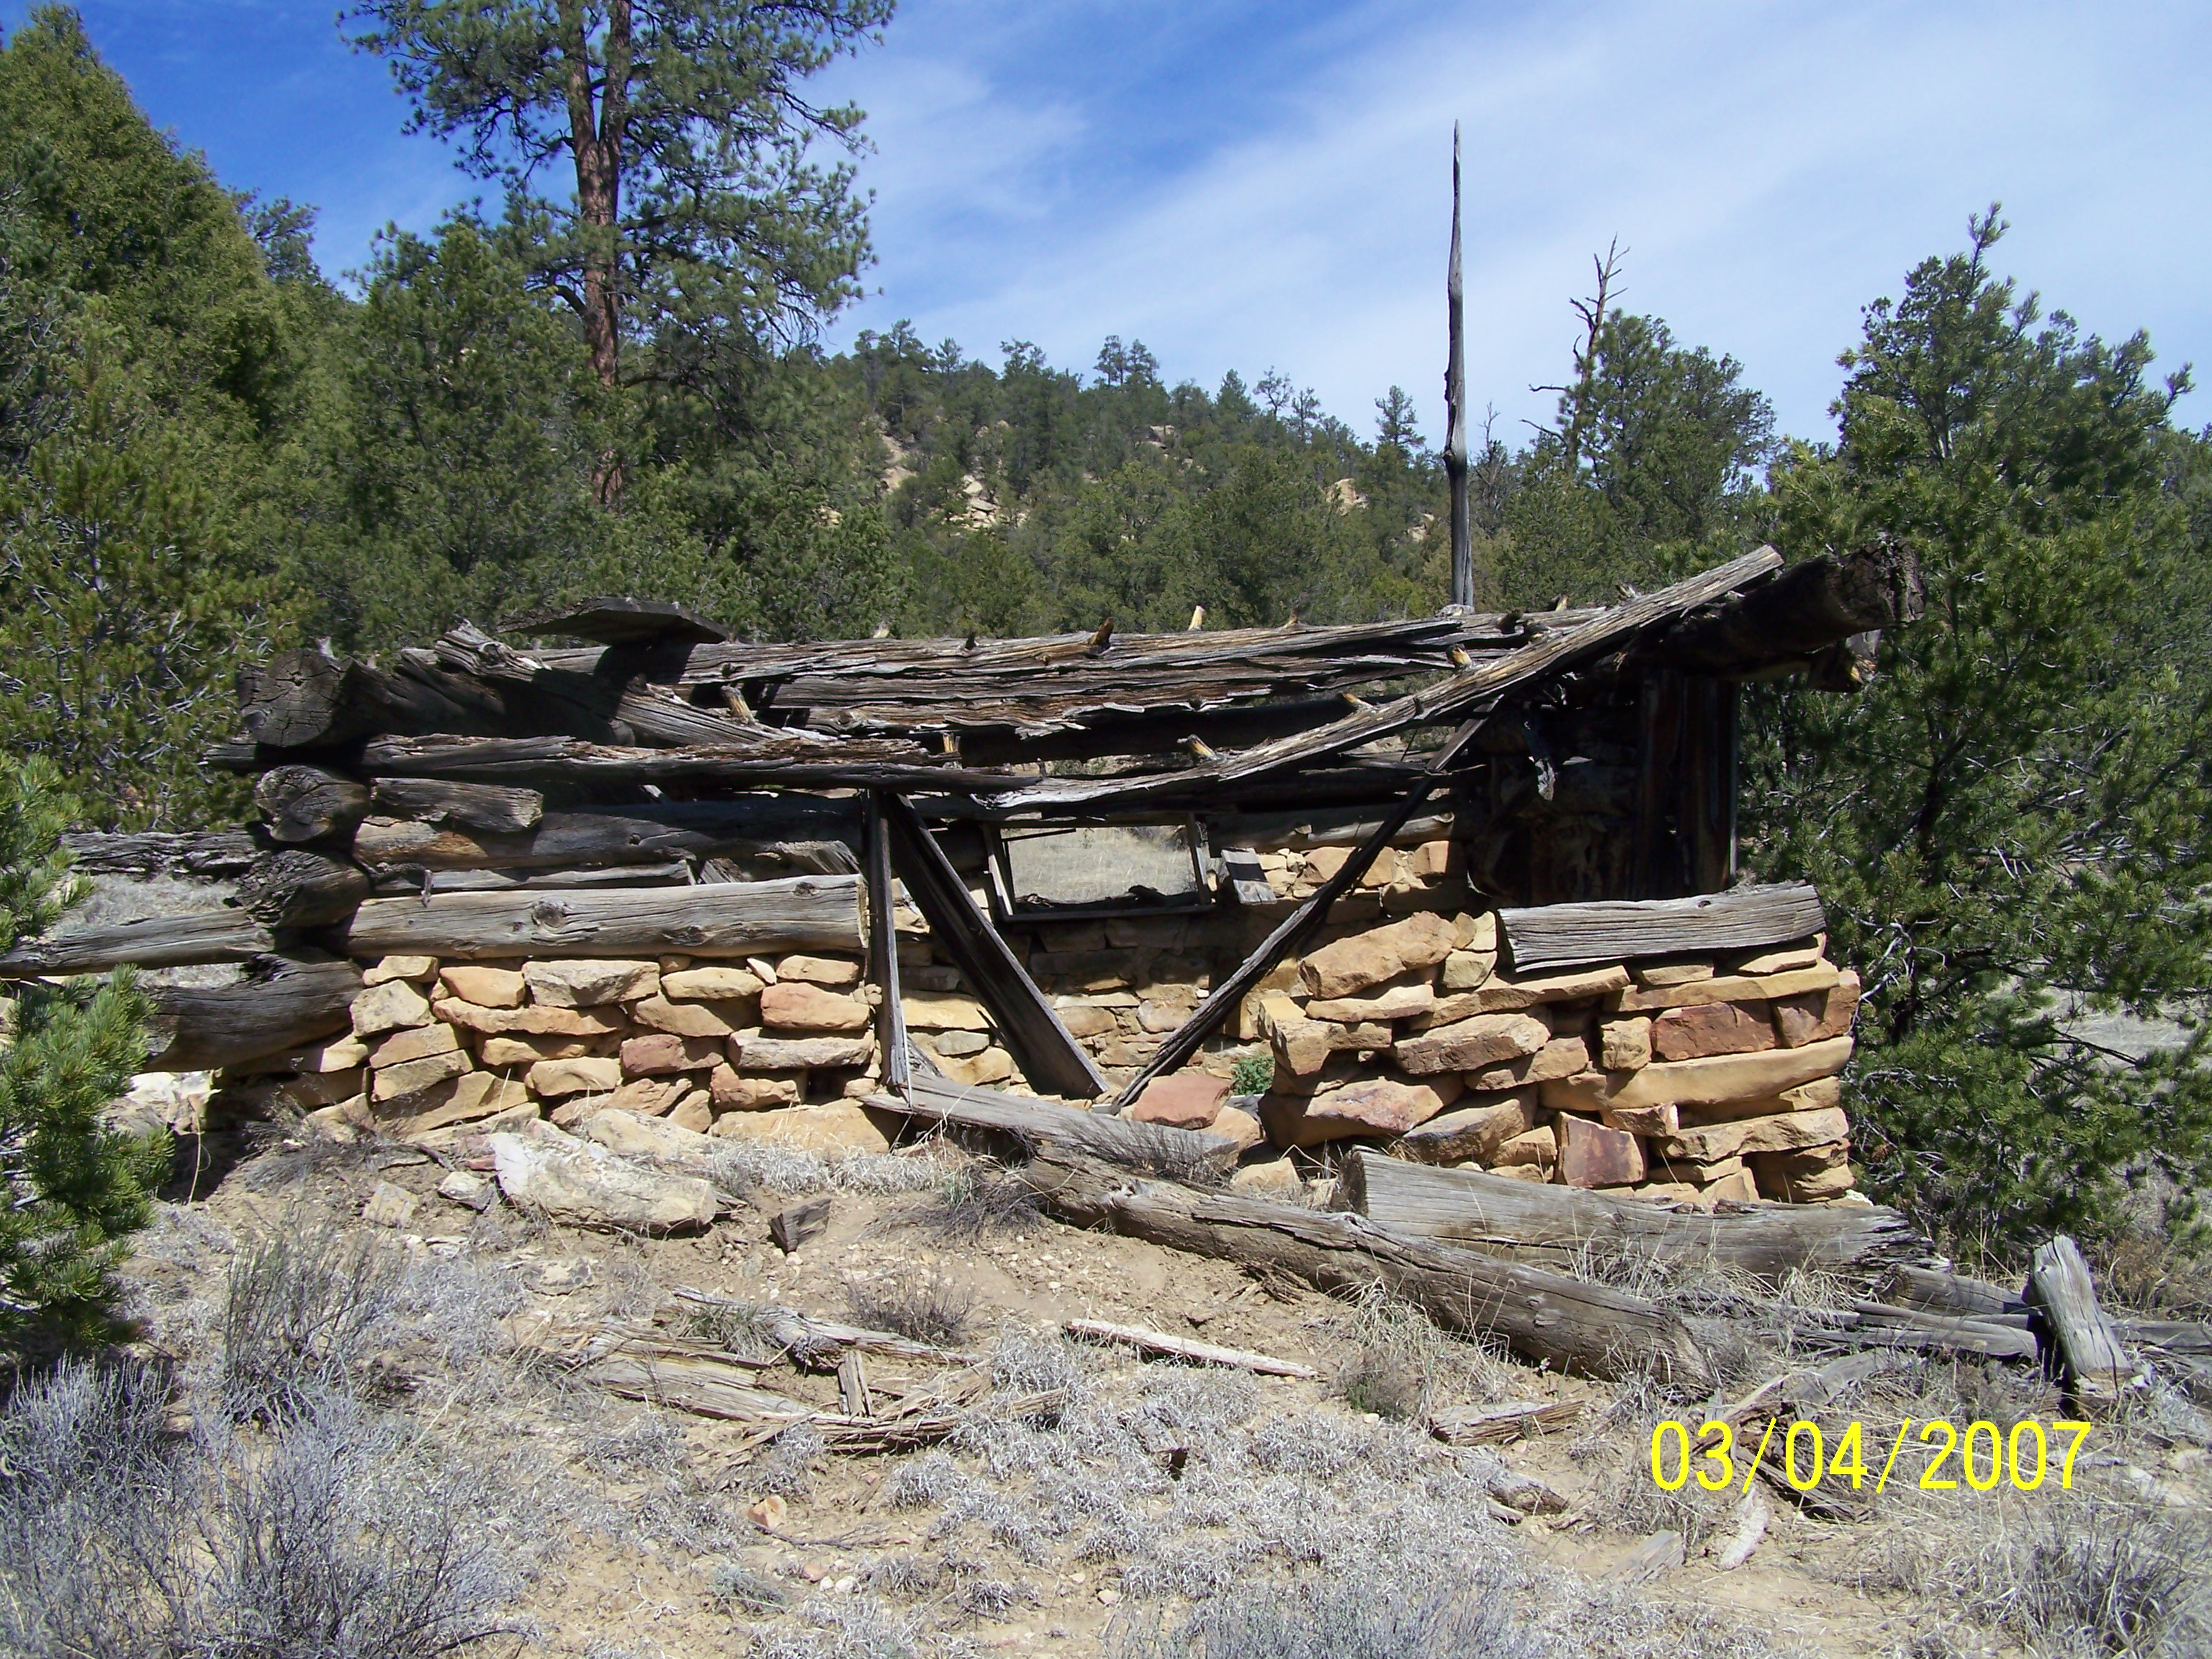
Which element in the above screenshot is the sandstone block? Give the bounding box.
[1632,1182,1701,1205]
[439,965,525,1007]
[433,997,624,1038]
[581,1107,713,1161]
[490,1123,716,1231]
[1395,1091,1536,1164]
[1261,1076,1460,1148]
[524,958,660,1008]
[1611,963,1840,1012]
[1772,969,1861,1047]
[1136,999,1195,1034]
[1130,1071,1231,1129]
[361,1181,418,1226]
[708,1100,897,1156]
[1298,912,1458,998]
[1229,1156,1304,1198]
[903,992,990,1031]
[401,1071,532,1136]
[351,979,433,1038]
[1440,948,1497,992]
[1210,1106,1267,1153]
[1652,1000,1777,1061]
[1555,1035,1852,1112]
[1397,1011,1550,1076]
[282,1068,367,1110]
[1462,1034,1593,1092]
[1556,1114,1646,1189]
[709,1065,801,1111]
[362,956,439,987]
[776,953,861,986]
[670,1090,713,1133]
[921,1029,989,1059]
[527,1056,624,1098]
[1269,1017,1335,1077]
[1647,1151,1745,1186]
[1658,1105,1851,1163]
[732,1033,876,1071]
[940,1047,1015,1087]
[1730,935,1827,976]
[1631,960,1714,988]
[1057,1003,1119,1039]
[1701,1168,1761,1204]
[1599,1016,1653,1071]
[369,1021,462,1071]
[1406,839,1456,878]
[1598,1101,1679,1136]
[1429,963,1632,1020]
[631,994,747,1039]
[661,964,767,1001]
[480,1033,598,1066]
[620,1033,721,1076]
[1493,1125,1558,1170]
[1305,977,1437,1023]
[372,1048,472,1102]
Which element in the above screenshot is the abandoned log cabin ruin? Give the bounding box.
[18,539,1923,1209]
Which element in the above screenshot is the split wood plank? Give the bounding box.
[670,1287,982,1367]
[2028,1234,2136,1402]
[1064,1318,1318,1378]
[0,909,276,976]
[1426,1398,1584,1446]
[1110,772,1445,1108]
[863,793,912,1098]
[873,1074,1241,1177]
[1024,1151,1715,1390]
[768,1197,831,1254]
[880,795,1106,1100]
[1336,1149,1925,1282]
[142,959,364,1072]
[343,875,863,961]
[1499,883,1826,974]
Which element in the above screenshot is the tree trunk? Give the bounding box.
[562,0,630,501]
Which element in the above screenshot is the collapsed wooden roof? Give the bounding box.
[211,541,1920,822]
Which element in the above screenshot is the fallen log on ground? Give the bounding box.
[143,959,363,1071]
[343,875,863,960]
[872,1075,1241,1177]
[1064,1318,1318,1378]
[1020,1151,1717,1391]
[1425,1398,1585,1445]
[1336,1149,1926,1282]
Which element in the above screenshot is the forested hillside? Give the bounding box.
[6,3,2212,1244]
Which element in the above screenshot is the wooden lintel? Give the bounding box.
[1499,881,1826,975]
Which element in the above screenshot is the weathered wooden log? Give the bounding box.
[350,799,859,872]
[1879,1264,2029,1323]
[371,863,697,895]
[875,1074,1240,1175]
[237,645,510,750]
[343,876,863,961]
[1336,1151,1925,1282]
[253,765,372,845]
[1641,538,1923,678]
[61,830,261,879]
[881,796,1106,1102]
[2029,1235,2136,1402]
[143,959,363,1071]
[864,793,911,1097]
[1499,883,1827,975]
[1064,1318,1317,1377]
[0,910,275,976]
[1022,1151,1716,1390]
[368,778,544,834]
[235,850,371,929]
[432,622,770,749]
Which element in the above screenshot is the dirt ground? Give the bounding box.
[107,1128,2212,1659]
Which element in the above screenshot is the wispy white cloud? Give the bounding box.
[824,0,2212,441]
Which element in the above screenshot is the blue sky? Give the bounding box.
[8,1,2209,445]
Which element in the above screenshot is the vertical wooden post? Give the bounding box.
[863,792,912,1100]
[1444,124,1473,611]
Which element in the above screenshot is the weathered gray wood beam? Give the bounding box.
[343,876,862,962]
[1499,882,1827,974]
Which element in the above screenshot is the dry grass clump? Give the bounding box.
[0,1359,517,1659]
[844,1269,977,1347]
[1112,1578,1537,1659]
[896,1160,1040,1243]
[220,1220,410,1417]
[1327,1286,1504,1422]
